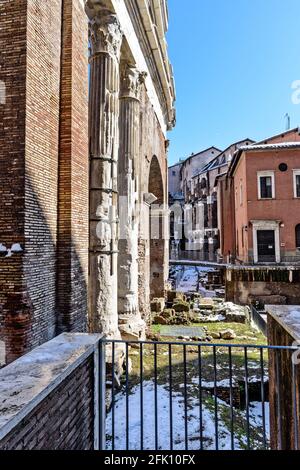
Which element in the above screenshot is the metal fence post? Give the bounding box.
[99,338,106,451]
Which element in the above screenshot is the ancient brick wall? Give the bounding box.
[0,0,89,362]
[138,85,169,312]
[56,0,89,334]
[24,0,63,348]
[0,0,29,358]
[226,267,300,306]
[0,357,94,450]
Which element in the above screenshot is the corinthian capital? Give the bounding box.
[120,64,147,100]
[86,1,123,59]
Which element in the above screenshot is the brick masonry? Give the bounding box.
[56,0,89,334]
[0,0,29,359]
[138,84,169,308]
[0,0,89,363]
[0,355,94,450]
[0,1,170,357]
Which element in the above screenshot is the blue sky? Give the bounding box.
[167,0,300,166]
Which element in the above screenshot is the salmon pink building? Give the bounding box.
[219,128,300,264]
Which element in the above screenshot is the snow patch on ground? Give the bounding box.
[106,381,269,451]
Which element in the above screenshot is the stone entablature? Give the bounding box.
[107,0,176,134]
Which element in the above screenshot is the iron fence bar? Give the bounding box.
[213,345,218,451]
[140,342,144,451]
[292,359,299,451]
[198,345,203,451]
[275,349,283,450]
[112,341,115,451]
[260,348,267,449]
[100,339,299,451]
[183,344,188,450]
[154,342,158,450]
[125,342,129,451]
[103,338,298,351]
[244,347,250,450]
[228,346,234,450]
[169,344,173,451]
[99,339,106,451]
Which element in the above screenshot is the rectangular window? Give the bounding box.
[293,170,300,198]
[296,176,300,197]
[260,176,272,198]
[257,171,275,199]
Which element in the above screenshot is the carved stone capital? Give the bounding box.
[86,2,123,59]
[120,64,147,100]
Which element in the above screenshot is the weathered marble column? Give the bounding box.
[118,64,146,340]
[86,2,123,337]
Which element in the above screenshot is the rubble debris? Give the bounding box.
[150,298,165,313]
[220,329,237,340]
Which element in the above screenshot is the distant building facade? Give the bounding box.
[219,128,300,264]
[187,140,253,259]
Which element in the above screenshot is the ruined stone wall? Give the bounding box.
[0,0,89,362]
[138,84,168,317]
[0,0,28,349]
[226,267,300,306]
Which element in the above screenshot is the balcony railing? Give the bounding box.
[99,339,300,451]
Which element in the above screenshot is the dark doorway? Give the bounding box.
[257,230,276,262]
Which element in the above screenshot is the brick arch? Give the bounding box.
[148,155,164,204]
[148,155,166,299]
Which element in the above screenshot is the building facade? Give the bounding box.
[219,128,300,264]
[0,0,175,363]
[180,147,222,203]
[189,139,254,260]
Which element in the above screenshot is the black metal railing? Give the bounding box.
[99,339,300,451]
[170,250,218,263]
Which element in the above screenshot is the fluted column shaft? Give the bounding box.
[118,64,145,340]
[87,4,122,336]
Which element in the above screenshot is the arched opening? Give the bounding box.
[296,224,300,249]
[148,156,165,299]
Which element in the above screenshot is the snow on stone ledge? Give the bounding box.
[266,305,300,341]
[0,333,101,441]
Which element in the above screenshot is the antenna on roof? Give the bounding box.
[284,113,291,131]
